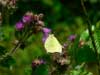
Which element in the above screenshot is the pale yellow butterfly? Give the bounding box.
[44,34,62,53]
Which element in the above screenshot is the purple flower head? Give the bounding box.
[42,27,51,34]
[68,35,76,42]
[42,27,51,43]
[22,15,32,23]
[42,35,48,43]
[15,21,24,31]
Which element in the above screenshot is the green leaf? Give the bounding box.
[80,30,89,41]
[75,45,97,64]
[70,70,81,75]
[80,25,94,41]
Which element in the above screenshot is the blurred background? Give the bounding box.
[0,0,100,75]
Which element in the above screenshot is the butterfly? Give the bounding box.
[44,34,62,53]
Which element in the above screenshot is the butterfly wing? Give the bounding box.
[44,34,62,53]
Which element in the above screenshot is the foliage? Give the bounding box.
[0,0,100,75]
[0,55,15,68]
[75,45,97,64]
[0,45,7,56]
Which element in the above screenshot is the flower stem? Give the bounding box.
[0,30,32,60]
[10,29,33,54]
[10,39,22,54]
[81,0,100,74]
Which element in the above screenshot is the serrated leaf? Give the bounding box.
[94,29,100,53]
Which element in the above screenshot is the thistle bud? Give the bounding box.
[15,21,24,31]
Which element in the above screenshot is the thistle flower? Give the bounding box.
[22,12,33,23]
[15,21,24,31]
[22,15,32,23]
[68,35,76,42]
[42,27,51,43]
[42,27,51,35]
[42,36,48,43]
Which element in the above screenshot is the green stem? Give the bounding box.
[81,0,100,74]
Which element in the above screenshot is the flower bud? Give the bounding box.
[36,21,44,26]
[38,13,44,20]
[32,59,46,67]
[33,14,39,21]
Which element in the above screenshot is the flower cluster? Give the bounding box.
[0,0,17,9]
[15,12,44,32]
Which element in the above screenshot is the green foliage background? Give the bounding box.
[0,0,100,75]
